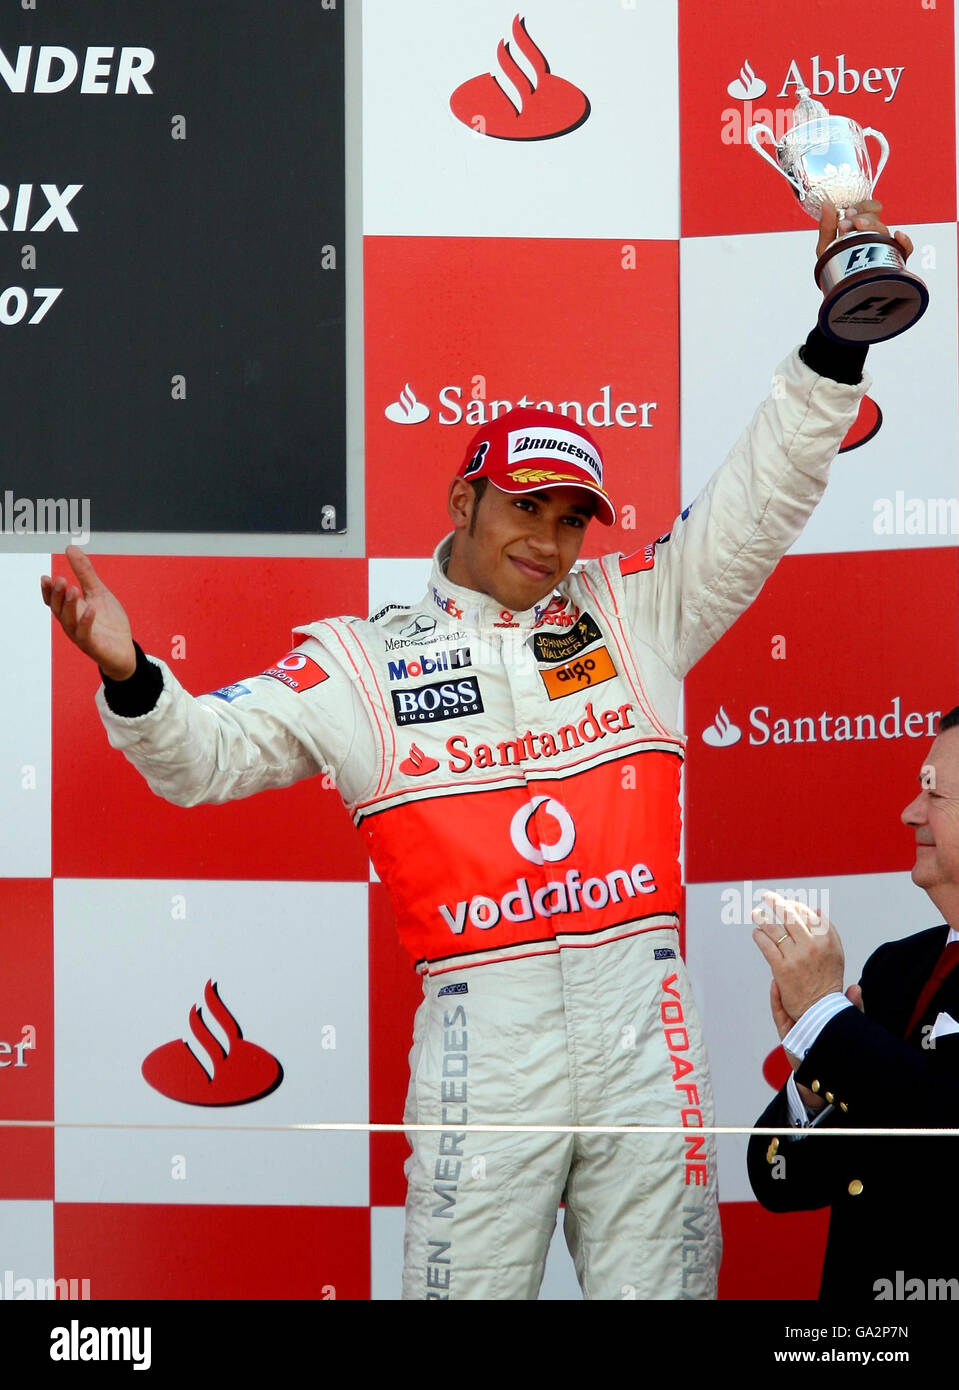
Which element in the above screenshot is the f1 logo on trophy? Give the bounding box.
[748,87,928,342]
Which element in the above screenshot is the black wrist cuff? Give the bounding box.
[101,642,163,717]
[799,326,868,386]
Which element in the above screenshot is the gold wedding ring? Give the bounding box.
[774,933,788,946]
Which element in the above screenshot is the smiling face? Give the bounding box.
[445,478,593,611]
[901,727,959,923]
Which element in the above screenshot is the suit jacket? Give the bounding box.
[747,925,959,1300]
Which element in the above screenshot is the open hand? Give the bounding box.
[752,891,845,1022]
[41,546,136,681]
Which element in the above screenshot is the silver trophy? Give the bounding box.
[748,88,928,343]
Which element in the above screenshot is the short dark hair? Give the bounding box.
[467,477,488,536]
[939,706,959,733]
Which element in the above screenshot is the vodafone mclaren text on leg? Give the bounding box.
[424,1001,468,1299]
[661,970,718,1299]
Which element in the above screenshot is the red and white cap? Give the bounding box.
[456,407,616,526]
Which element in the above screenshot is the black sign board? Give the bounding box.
[0,0,345,535]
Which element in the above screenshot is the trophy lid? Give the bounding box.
[778,85,832,168]
[792,85,829,125]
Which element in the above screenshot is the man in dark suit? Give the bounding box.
[747,706,959,1301]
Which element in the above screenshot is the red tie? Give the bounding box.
[905,940,959,1039]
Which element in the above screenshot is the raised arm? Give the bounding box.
[616,203,912,680]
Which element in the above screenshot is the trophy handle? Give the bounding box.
[746,124,801,194]
[861,127,889,193]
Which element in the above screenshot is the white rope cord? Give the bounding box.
[0,1119,955,1136]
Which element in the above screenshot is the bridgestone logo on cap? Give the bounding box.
[507,428,602,484]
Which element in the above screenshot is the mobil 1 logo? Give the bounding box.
[391,676,484,726]
[386,645,472,682]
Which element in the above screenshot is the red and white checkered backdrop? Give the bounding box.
[3,0,958,1300]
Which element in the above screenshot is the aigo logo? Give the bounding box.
[540,648,617,701]
[510,795,576,864]
[449,13,589,142]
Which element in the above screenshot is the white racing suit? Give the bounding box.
[97,349,867,1299]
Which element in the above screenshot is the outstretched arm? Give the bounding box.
[41,549,377,809]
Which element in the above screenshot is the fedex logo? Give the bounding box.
[432,588,464,619]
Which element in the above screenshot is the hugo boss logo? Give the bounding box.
[391,676,484,726]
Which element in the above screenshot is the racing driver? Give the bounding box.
[42,202,910,1301]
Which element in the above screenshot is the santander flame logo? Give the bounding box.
[142,980,283,1106]
[399,743,440,777]
[727,59,767,101]
[385,383,430,425]
[701,706,742,748]
[450,14,590,142]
